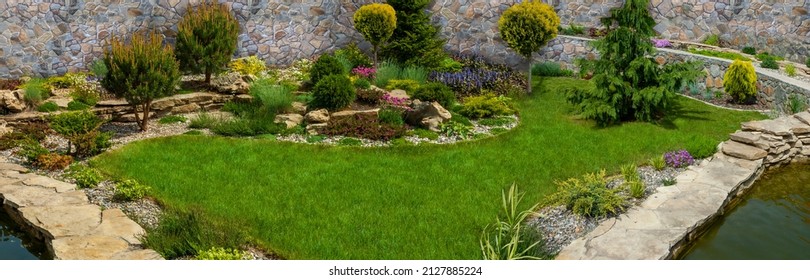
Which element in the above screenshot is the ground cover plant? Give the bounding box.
[93,77,764,259]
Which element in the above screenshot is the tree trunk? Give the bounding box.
[527,60,533,95]
[205,72,212,85]
[373,45,379,69]
[132,104,141,130]
[139,102,151,132]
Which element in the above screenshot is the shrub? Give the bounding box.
[36,153,73,171]
[786,64,797,77]
[378,108,404,126]
[531,62,573,77]
[140,207,250,259]
[353,3,397,67]
[48,110,111,157]
[741,46,756,55]
[37,102,59,112]
[175,1,239,84]
[664,150,694,168]
[703,34,720,46]
[311,75,356,110]
[385,79,420,92]
[353,78,371,90]
[356,88,386,105]
[436,57,463,73]
[309,54,346,86]
[649,156,666,171]
[229,56,267,76]
[786,93,807,114]
[459,94,514,119]
[544,170,627,218]
[90,59,108,78]
[760,57,779,69]
[67,164,103,189]
[567,0,703,126]
[114,179,150,201]
[16,139,49,163]
[382,0,445,68]
[102,31,180,131]
[320,114,406,141]
[480,184,545,260]
[22,78,47,106]
[196,247,248,260]
[724,59,758,104]
[251,79,293,114]
[47,73,86,89]
[67,101,91,111]
[70,82,100,106]
[0,122,49,150]
[159,115,188,124]
[335,44,373,70]
[375,60,400,88]
[440,121,473,139]
[498,1,560,93]
[410,82,454,108]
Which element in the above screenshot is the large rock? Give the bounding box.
[291,102,307,114]
[1,89,26,113]
[405,100,452,132]
[305,109,329,123]
[274,113,304,129]
[721,140,768,160]
[171,103,201,114]
[210,72,250,95]
[0,120,12,137]
[306,123,328,135]
[331,109,380,120]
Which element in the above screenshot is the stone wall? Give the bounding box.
[0,1,808,78]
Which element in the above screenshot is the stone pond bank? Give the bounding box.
[0,157,161,260]
[556,110,810,259]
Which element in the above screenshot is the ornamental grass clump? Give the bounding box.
[544,170,627,218]
[175,1,239,84]
[664,150,694,168]
[480,184,545,260]
[723,60,757,104]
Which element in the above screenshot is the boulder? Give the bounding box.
[274,113,304,129]
[291,102,307,114]
[210,72,250,95]
[305,109,329,123]
[306,123,328,135]
[389,89,409,99]
[331,109,379,120]
[1,90,26,113]
[405,100,452,132]
[0,120,12,137]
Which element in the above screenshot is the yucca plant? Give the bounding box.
[102,31,180,131]
[175,1,240,84]
[480,184,544,260]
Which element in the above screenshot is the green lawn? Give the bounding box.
[92,77,765,259]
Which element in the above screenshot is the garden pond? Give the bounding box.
[0,209,50,260]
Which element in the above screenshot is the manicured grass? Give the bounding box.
[92,77,766,260]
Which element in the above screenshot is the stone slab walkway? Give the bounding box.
[0,157,162,260]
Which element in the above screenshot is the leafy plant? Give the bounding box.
[385,79,421,92]
[196,247,248,260]
[703,34,719,46]
[36,153,73,171]
[353,3,397,67]
[37,102,59,112]
[102,31,180,131]
[159,115,188,124]
[309,54,346,86]
[436,57,463,73]
[760,57,779,69]
[498,1,560,93]
[175,1,239,84]
[378,108,404,126]
[67,101,91,111]
[114,179,150,201]
[140,207,250,259]
[49,110,111,157]
[374,60,400,88]
[459,94,514,119]
[229,56,267,76]
[311,75,356,111]
[544,170,627,218]
[382,0,445,68]
[723,59,757,104]
[785,64,797,77]
[440,121,473,139]
[480,184,545,260]
[67,164,103,189]
[664,150,694,168]
[649,155,666,171]
[625,179,645,199]
[336,44,373,70]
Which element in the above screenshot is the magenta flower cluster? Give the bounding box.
[651,39,673,48]
[664,150,694,168]
[381,93,412,111]
[352,66,376,79]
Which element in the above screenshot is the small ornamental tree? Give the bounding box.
[566,0,703,126]
[175,1,240,84]
[498,1,560,93]
[353,3,397,68]
[102,31,180,131]
[724,60,758,104]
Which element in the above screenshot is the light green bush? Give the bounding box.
[723,60,757,104]
[114,179,150,201]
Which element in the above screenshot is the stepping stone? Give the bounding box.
[741,119,792,136]
[19,205,101,239]
[0,185,88,208]
[92,209,146,246]
[51,235,131,260]
[729,131,761,145]
[794,111,810,125]
[22,176,76,193]
[721,140,767,160]
[111,249,164,260]
[0,162,28,173]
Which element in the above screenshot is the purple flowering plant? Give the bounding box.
[664,150,694,168]
[651,39,673,48]
[351,66,376,79]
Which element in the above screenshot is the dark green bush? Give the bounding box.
[760,57,779,69]
[356,88,386,105]
[410,82,455,108]
[321,113,407,141]
[48,110,111,157]
[382,0,445,68]
[37,102,59,112]
[311,75,356,110]
[67,101,91,111]
[755,52,784,61]
[353,78,372,90]
[309,54,346,86]
[378,108,405,126]
[140,207,250,259]
[741,46,756,55]
[175,1,239,84]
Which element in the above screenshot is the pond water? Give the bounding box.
[683,162,810,260]
[0,209,50,260]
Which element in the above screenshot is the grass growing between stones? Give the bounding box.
[92,77,766,259]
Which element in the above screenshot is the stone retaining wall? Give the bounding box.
[1,1,807,78]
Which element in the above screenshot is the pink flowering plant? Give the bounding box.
[380,93,412,112]
[664,150,694,168]
[352,66,376,79]
[651,39,672,48]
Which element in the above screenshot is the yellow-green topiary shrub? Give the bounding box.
[498,1,560,93]
[229,56,267,76]
[353,3,396,67]
[723,60,758,104]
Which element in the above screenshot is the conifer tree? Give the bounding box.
[382,0,445,68]
[175,1,240,84]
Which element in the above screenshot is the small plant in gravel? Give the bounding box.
[664,150,694,168]
[662,178,677,186]
[16,139,49,163]
[625,179,645,199]
[159,115,188,124]
[544,170,627,218]
[36,153,73,171]
[649,155,666,171]
[114,179,151,201]
[620,163,638,182]
[67,164,103,189]
[196,247,249,260]
[480,184,546,260]
[785,64,797,77]
[440,121,473,139]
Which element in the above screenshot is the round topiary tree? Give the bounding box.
[724,60,758,104]
[175,1,240,84]
[309,54,346,86]
[498,1,560,93]
[311,75,356,110]
[102,31,180,131]
[353,3,397,68]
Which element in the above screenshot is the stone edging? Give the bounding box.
[0,159,162,260]
[556,110,810,259]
